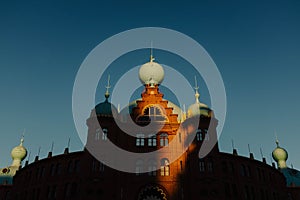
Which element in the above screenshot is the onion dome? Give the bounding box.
[272,139,288,169]
[95,98,117,116]
[139,55,164,86]
[187,77,212,118]
[11,137,27,167]
[95,75,117,116]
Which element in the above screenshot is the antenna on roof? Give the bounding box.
[35,146,41,162]
[37,146,41,157]
[232,139,238,156]
[50,141,54,152]
[67,137,71,149]
[248,144,254,159]
[27,150,31,162]
[260,147,264,159]
[269,153,273,163]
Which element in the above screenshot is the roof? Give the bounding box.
[281,168,300,187]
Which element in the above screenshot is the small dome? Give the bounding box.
[272,146,288,162]
[95,100,117,116]
[11,139,27,161]
[139,60,164,85]
[187,102,212,118]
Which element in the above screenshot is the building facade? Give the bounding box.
[1,56,300,200]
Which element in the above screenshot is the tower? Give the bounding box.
[272,139,288,169]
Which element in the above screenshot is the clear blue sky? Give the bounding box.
[0,1,300,168]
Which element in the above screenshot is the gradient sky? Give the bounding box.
[0,1,300,169]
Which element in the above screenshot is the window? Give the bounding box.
[68,161,73,173]
[204,129,209,141]
[148,160,157,176]
[95,128,101,140]
[160,158,170,176]
[38,167,45,179]
[196,130,203,141]
[224,182,231,197]
[144,106,167,121]
[241,164,246,176]
[222,161,228,173]
[92,160,105,172]
[136,134,145,146]
[56,163,61,175]
[207,161,213,172]
[148,135,157,146]
[160,133,168,146]
[74,160,80,173]
[64,183,72,198]
[102,128,108,141]
[199,160,205,172]
[99,162,105,172]
[135,160,143,175]
[47,185,57,199]
[64,182,77,198]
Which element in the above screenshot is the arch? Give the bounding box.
[137,184,168,200]
[136,105,168,123]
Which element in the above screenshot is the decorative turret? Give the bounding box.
[94,75,117,116]
[187,77,212,118]
[11,136,27,168]
[272,139,288,169]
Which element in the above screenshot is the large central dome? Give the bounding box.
[139,57,164,85]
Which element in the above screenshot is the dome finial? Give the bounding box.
[105,74,111,100]
[194,76,200,103]
[150,41,155,62]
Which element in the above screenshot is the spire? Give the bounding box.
[20,129,25,146]
[105,74,111,100]
[194,76,200,103]
[275,130,279,147]
[20,135,24,146]
[150,41,155,62]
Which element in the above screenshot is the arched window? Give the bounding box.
[95,128,101,140]
[135,160,144,175]
[137,105,168,122]
[160,158,170,176]
[205,130,209,141]
[148,160,157,176]
[148,135,157,146]
[207,160,213,172]
[102,128,108,141]
[199,160,205,172]
[196,129,203,141]
[136,134,145,146]
[160,133,168,147]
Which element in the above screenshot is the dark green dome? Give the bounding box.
[95,99,117,116]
